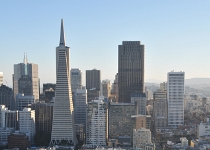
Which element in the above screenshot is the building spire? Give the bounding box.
[23,52,28,64]
[59,19,66,46]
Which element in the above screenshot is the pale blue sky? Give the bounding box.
[0,1,210,87]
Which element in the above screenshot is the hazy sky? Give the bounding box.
[0,1,210,87]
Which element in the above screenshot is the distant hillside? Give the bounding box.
[185,78,210,85]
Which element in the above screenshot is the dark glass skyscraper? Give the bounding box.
[118,41,145,103]
[86,69,101,91]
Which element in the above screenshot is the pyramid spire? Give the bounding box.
[59,19,66,46]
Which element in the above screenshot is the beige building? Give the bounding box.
[131,115,151,130]
[153,90,167,128]
[133,128,152,149]
[160,82,167,91]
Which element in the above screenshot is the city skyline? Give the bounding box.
[1,1,210,87]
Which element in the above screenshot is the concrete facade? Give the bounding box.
[167,71,185,127]
[133,128,152,149]
[153,90,167,128]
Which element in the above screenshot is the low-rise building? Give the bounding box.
[133,128,152,149]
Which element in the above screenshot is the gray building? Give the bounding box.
[153,90,167,128]
[18,75,32,96]
[31,101,53,133]
[74,88,87,125]
[131,92,146,115]
[0,84,15,110]
[118,41,145,103]
[71,69,82,93]
[13,55,39,101]
[108,102,135,145]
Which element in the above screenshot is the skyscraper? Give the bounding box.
[86,69,101,91]
[50,19,77,145]
[13,55,39,100]
[70,68,82,93]
[167,71,185,127]
[118,41,145,103]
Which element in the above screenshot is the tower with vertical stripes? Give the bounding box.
[50,19,77,146]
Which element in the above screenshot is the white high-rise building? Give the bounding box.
[19,108,35,143]
[74,88,87,125]
[50,19,77,146]
[167,71,185,127]
[0,72,3,85]
[71,68,82,93]
[86,96,108,146]
[13,55,39,100]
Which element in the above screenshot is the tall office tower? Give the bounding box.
[133,128,152,149]
[19,108,35,143]
[0,72,3,85]
[108,102,135,146]
[153,90,167,128]
[74,88,87,125]
[160,82,167,91]
[13,54,39,100]
[102,79,111,98]
[16,94,34,111]
[86,96,108,146]
[118,41,145,103]
[0,85,15,110]
[31,101,53,133]
[86,69,101,91]
[131,92,146,115]
[167,71,185,127]
[50,19,77,146]
[71,69,82,93]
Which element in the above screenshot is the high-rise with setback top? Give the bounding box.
[50,19,77,146]
[118,41,145,103]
